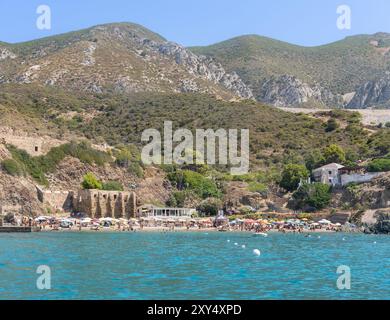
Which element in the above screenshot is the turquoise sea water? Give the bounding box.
[0,232,389,300]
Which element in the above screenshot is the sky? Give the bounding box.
[1,0,390,46]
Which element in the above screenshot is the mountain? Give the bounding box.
[3,22,390,108]
[191,33,390,108]
[0,23,253,100]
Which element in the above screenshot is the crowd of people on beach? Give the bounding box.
[5,214,346,233]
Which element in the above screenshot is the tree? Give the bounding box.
[196,198,222,216]
[326,118,339,132]
[290,183,331,211]
[81,172,102,190]
[280,164,309,192]
[305,149,325,171]
[323,144,346,164]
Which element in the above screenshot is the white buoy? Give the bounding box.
[242,245,246,249]
[374,241,377,244]
[253,249,261,256]
[234,243,238,246]
[227,240,230,243]
[342,238,346,241]
[318,236,321,239]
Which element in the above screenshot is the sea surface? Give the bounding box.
[0,232,389,300]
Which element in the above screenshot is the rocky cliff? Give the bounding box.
[348,74,390,108]
[258,75,342,107]
[0,23,253,100]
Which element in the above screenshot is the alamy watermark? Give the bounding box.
[336,265,351,290]
[337,5,351,30]
[141,121,249,175]
[36,5,51,30]
[36,265,51,290]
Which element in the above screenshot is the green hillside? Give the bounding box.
[1,84,388,172]
[191,33,390,95]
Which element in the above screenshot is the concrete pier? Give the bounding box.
[0,226,39,233]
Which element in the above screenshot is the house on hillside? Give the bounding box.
[312,163,383,187]
[312,163,345,186]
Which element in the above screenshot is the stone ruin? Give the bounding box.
[36,186,73,213]
[0,126,63,156]
[73,189,137,218]
[37,186,138,218]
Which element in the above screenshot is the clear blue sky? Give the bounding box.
[1,0,390,46]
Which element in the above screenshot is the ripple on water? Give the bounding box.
[0,232,389,300]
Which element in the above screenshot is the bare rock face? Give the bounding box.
[223,181,268,210]
[362,209,390,234]
[0,172,44,216]
[258,75,342,107]
[0,48,16,60]
[154,41,254,99]
[348,74,390,108]
[0,23,253,101]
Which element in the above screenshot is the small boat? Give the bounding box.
[253,232,268,237]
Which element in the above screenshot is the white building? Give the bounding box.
[312,163,382,187]
[142,207,196,219]
[312,163,345,186]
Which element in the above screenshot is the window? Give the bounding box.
[35,146,39,152]
[329,171,332,175]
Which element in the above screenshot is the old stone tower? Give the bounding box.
[73,190,137,218]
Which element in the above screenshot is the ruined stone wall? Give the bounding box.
[73,189,137,218]
[0,126,64,156]
[36,186,73,213]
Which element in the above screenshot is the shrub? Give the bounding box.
[290,183,331,211]
[128,162,144,178]
[7,142,111,185]
[168,169,221,199]
[367,158,390,172]
[305,149,325,171]
[326,118,339,132]
[102,180,124,191]
[280,164,309,192]
[248,182,268,194]
[2,159,24,176]
[81,172,102,190]
[323,144,346,164]
[196,198,222,216]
